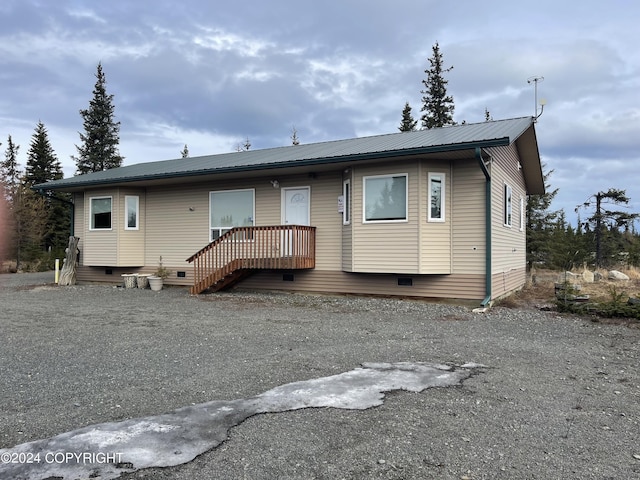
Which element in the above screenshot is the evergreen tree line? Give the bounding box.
[0,125,70,270]
[1,62,122,271]
[528,176,639,271]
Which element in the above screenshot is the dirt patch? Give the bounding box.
[499,268,640,326]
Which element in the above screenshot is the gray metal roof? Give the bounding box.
[35,117,538,191]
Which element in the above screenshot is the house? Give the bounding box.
[36,117,544,304]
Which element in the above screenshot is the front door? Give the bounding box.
[282,187,310,226]
[282,187,310,256]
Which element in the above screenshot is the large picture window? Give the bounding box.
[90,197,112,230]
[363,174,407,223]
[209,189,255,240]
[124,195,139,230]
[428,172,445,222]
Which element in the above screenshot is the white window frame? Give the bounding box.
[209,188,255,241]
[90,196,112,231]
[504,183,512,227]
[428,172,445,222]
[362,173,408,224]
[124,195,139,230]
[520,196,525,231]
[342,179,351,225]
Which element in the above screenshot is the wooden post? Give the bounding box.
[58,236,80,286]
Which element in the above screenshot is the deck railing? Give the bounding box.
[186,225,316,294]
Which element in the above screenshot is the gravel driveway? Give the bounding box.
[1,272,639,479]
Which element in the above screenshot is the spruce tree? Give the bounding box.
[577,188,639,268]
[420,42,455,129]
[236,137,251,152]
[526,163,559,269]
[24,121,70,253]
[1,135,21,203]
[291,126,300,145]
[73,62,123,174]
[12,183,48,269]
[398,102,418,132]
[25,122,62,187]
[1,136,21,265]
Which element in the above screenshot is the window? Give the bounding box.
[209,189,255,240]
[504,184,512,227]
[90,197,112,230]
[342,179,351,225]
[520,196,525,231]
[428,172,445,222]
[125,195,139,230]
[363,174,408,223]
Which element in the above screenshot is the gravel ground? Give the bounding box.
[1,272,640,480]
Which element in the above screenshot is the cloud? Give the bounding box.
[1,0,639,223]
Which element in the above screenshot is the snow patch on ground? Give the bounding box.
[0,361,479,480]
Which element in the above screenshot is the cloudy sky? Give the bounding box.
[1,0,638,225]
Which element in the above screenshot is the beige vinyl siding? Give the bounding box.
[342,227,353,271]
[352,162,419,273]
[247,172,342,271]
[145,183,221,270]
[117,189,145,266]
[487,144,527,297]
[491,267,526,298]
[420,161,452,274]
[305,172,342,270]
[76,265,485,300]
[144,179,276,269]
[83,190,118,265]
[240,270,485,300]
[141,172,343,272]
[76,265,194,286]
[451,160,486,275]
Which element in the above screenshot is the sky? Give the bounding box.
[1,0,638,226]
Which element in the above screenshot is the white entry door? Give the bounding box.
[282,187,310,226]
[281,187,310,256]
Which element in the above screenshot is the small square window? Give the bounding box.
[90,197,112,230]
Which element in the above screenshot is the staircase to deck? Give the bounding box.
[186,225,316,294]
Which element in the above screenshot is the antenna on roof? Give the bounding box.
[527,76,545,122]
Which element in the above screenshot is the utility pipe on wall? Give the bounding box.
[475,147,492,307]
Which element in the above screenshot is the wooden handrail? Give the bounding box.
[186,225,316,294]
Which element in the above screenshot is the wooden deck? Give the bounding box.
[186,225,316,294]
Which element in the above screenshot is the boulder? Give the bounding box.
[608,270,630,281]
[581,270,595,283]
[557,271,581,283]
